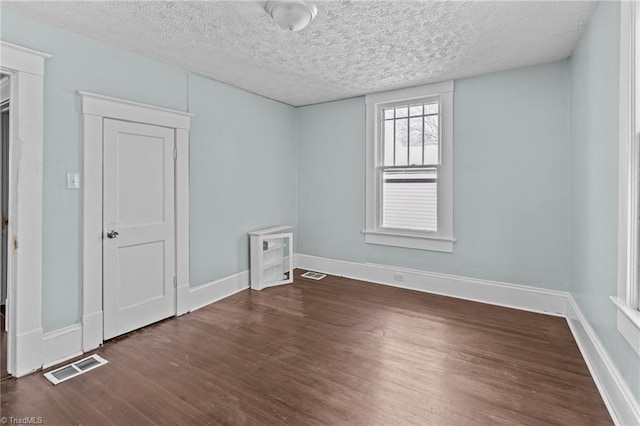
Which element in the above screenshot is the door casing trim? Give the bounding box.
[80,91,192,351]
[0,41,51,377]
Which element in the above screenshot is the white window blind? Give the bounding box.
[382,168,437,231]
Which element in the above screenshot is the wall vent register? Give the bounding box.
[301,271,326,280]
[44,354,108,385]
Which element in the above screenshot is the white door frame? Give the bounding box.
[0,41,50,377]
[79,91,192,351]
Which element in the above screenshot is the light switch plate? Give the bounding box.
[66,172,80,189]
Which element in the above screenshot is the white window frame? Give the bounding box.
[613,0,640,355]
[364,81,454,252]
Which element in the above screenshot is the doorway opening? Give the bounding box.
[1,72,11,381]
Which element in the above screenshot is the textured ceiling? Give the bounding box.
[4,1,597,106]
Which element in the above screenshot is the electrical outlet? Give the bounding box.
[393,273,405,282]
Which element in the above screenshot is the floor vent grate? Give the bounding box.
[44,354,108,385]
[301,271,327,280]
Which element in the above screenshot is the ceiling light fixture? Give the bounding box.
[265,0,317,32]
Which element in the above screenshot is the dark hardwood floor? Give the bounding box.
[0,270,611,425]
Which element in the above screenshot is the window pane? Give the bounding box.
[383,119,394,166]
[423,115,439,165]
[409,104,423,116]
[394,118,408,166]
[383,108,394,120]
[425,101,439,114]
[395,106,408,118]
[409,117,422,165]
[382,168,438,232]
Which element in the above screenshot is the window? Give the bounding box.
[381,101,439,232]
[364,81,454,252]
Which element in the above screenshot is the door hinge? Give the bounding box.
[173,276,177,288]
[173,148,177,160]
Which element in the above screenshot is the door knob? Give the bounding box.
[106,230,119,239]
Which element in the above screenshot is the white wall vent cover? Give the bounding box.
[301,271,326,280]
[44,354,108,385]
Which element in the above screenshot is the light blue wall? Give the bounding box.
[189,74,296,285]
[569,1,639,400]
[0,10,297,331]
[297,61,571,290]
[296,97,367,263]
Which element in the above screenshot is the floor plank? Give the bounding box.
[0,270,612,425]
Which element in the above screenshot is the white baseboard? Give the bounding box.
[176,284,191,316]
[189,270,250,312]
[82,310,103,352]
[567,296,640,426]
[296,253,568,316]
[42,323,83,369]
[14,327,43,378]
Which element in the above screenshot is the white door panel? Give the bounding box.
[116,132,166,227]
[103,119,175,340]
[116,241,166,309]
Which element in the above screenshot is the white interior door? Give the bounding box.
[103,118,176,340]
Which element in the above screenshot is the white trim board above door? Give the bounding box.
[80,91,192,352]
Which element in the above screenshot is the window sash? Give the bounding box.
[379,166,439,233]
[380,97,441,168]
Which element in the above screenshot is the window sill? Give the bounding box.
[362,230,455,253]
[611,297,640,356]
